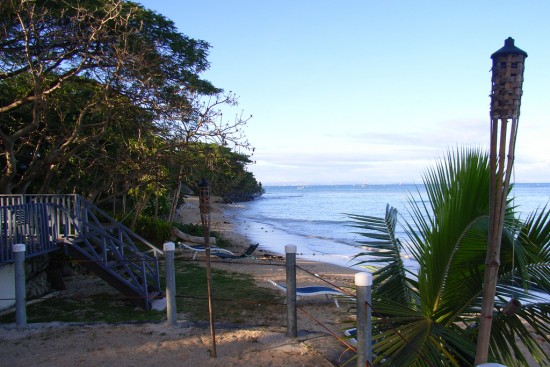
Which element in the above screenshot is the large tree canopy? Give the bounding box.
[0,0,257,202]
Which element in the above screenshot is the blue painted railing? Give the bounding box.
[0,202,60,261]
[0,195,163,309]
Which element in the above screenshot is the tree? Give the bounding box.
[1,0,251,196]
[180,143,263,202]
[0,74,154,194]
[1,0,133,192]
[349,148,550,366]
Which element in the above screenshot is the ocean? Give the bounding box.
[226,183,550,271]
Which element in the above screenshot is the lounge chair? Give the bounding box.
[177,242,259,260]
[268,279,344,307]
[213,243,259,259]
[177,243,235,260]
[344,327,357,346]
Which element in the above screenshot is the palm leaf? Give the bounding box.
[405,148,491,321]
[488,204,550,366]
[348,147,550,365]
[348,204,415,304]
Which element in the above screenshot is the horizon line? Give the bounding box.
[260,182,550,187]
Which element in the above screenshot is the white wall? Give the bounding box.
[0,264,16,311]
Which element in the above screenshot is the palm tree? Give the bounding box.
[349,148,550,366]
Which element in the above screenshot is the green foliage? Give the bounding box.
[349,148,550,366]
[1,0,259,204]
[141,195,172,218]
[179,143,264,202]
[131,216,172,246]
[173,222,203,237]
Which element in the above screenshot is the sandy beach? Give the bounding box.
[0,197,359,366]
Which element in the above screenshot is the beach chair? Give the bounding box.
[344,327,357,346]
[177,243,235,260]
[268,279,344,307]
[213,243,259,259]
[177,243,259,260]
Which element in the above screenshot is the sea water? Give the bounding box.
[226,183,550,270]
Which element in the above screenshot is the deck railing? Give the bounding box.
[0,195,163,309]
[0,202,61,262]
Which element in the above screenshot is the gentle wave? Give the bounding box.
[229,183,550,270]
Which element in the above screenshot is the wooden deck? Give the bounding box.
[0,195,163,309]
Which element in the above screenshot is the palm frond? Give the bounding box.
[373,317,475,366]
[489,305,550,366]
[348,204,415,304]
[406,148,491,321]
[346,147,550,364]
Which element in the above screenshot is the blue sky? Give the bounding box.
[138,0,549,185]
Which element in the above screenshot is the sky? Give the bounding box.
[137,0,550,186]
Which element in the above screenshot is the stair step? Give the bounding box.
[5,195,162,310]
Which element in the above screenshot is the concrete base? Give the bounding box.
[151,297,167,311]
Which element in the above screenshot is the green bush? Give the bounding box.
[133,216,172,245]
[173,222,203,237]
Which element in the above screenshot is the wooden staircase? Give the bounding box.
[0,195,164,310]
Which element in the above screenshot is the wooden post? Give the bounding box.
[199,179,217,357]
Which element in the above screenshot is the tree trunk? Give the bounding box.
[131,192,149,230]
[168,181,183,223]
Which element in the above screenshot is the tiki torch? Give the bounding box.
[198,178,217,357]
[475,37,527,365]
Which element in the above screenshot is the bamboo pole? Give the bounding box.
[475,117,518,365]
[199,179,217,358]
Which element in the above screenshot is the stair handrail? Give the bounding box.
[25,194,163,258]
[1,194,164,309]
[54,199,162,308]
[0,202,60,262]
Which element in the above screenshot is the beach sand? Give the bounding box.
[0,197,358,367]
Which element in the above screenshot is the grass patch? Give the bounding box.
[172,261,281,323]
[0,261,282,325]
[0,291,164,324]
